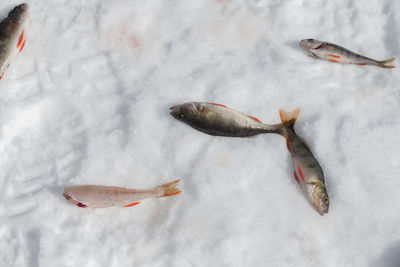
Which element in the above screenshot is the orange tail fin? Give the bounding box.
[155,180,181,197]
[279,109,300,125]
[378,57,396,69]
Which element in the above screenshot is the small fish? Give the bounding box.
[63,180,181,208]
[279,109,329,216]
[0,3,29,80]
[299,38,395,69]
[169,102,282,137]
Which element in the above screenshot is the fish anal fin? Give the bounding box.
[123,202,140,207]
[249,115,261,123]
[356,63,368,65]
[328,59,340,63]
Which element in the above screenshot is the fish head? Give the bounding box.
[305,180,329,215]
[299,39,323,50]
[63,188,87,208]
[169,102,202,122]
[7,3,29,23]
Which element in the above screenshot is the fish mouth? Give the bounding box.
[169,105,180,118]
[8,3,29,22]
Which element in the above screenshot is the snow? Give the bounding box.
[0,0,399,266]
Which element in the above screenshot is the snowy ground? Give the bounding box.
[0,0,400,266]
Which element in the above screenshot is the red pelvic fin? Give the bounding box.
[327,54,341,58]
[328,59,340,63]
[249,115,261,123]
[19,40,26,52]
[17,30,24,48]
[209,103,227,108]
[123,202,140,207]
[297,166,305,181]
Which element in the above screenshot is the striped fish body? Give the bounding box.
[299,39,395,68]
[0,3,29,79]
[170,102,281,137]
[279,109,329,216]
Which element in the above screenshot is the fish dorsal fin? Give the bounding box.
[248,115,261,123]
[208,103,227,108]
[123,202,140,207]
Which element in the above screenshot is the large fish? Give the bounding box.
[169,102,282,137]
[0,3,29,80]
[63,180,181,208]
[299,38,395,69]
[279,109,329,215]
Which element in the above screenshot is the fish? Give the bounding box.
[0,3,29,80]
[278,109,329,215]
[63,180,181,208]
[169,102,282,137]
[299,38,395,69]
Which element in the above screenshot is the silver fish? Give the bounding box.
[63,180,181,208]
[0,3,29,80]
[169,102,281,137]
[279,109,329,215]
[299,38,395,69]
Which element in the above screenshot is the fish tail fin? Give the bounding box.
[155,180,181,197]
[279,109,300,125]
[278,109,300,138]
[378,57,396,69]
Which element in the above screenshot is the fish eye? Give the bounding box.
[180,114,184,118]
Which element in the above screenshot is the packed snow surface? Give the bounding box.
[1,0,400,266]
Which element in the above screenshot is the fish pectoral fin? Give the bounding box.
[123,202,140,207]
